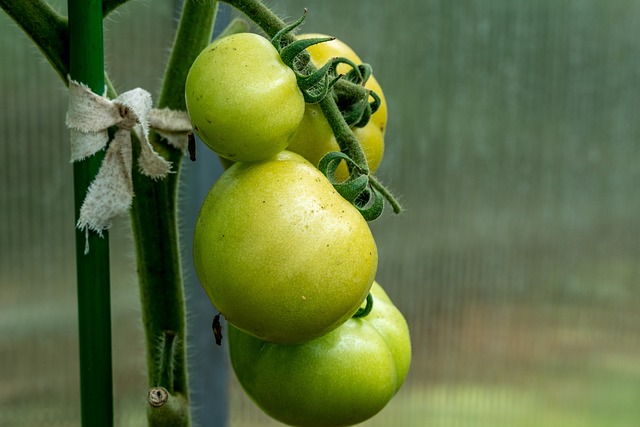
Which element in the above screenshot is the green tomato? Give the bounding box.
[193,151,378,344]
[185,33,305,162]
[228,281,411,427]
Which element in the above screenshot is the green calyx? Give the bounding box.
[271,10,338,103]
[270,9,377,109]
[318,151,384,221]
[334,65,381,128]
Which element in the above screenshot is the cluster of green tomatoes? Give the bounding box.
[185,26,411,427]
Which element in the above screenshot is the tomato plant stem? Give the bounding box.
[157,1,218,111]
[102,0,131,17]
[221,0,291,41]
[0,0,68,82]
[319,95,371,174]
[129,1,217,425]
[370,175,403,214]
[67,0,114,426]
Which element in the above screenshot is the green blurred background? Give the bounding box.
[1,0,640,426]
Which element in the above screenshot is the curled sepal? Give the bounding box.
[318,151,384,221]
[271,8,307,52]
[333,63,381,127]
[341,97,371,128]
[302,73,342,104]
[335,173,369,202]
[344,63,372,85]
[350,88,383,129]
[349,88,383,128]
[271,11,344,103]
[352,293,374,318]
[332,78,376,127]
[329,57,363,81]
[280,36,335,70]
[317,151,364,183]
[367,89,382,116]
[296,60,341,104]
[353,184,384,221]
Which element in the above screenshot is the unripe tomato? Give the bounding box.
[228,281,411,427]
[287,34,387,181]
[185,33,305,162]
[193,151,378,344]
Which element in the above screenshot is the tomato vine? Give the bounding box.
[1,0,406,425]
[220,0,402,219]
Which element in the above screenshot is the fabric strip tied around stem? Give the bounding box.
[66,79,192,250]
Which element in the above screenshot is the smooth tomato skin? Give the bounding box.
[228,281,411,427]
[185,33,305,162]
[193,151,378,344]
[299,33,388,135]
[287,103,384,181]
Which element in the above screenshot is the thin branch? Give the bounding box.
[0,0,69,82]
[157,0,218,110]
[102,0,131,17]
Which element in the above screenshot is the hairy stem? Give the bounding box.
[370,175,402,214]
[102,0,131,17]
[319,94,370,174]
[157,1,218,110]
[129,1,217,425]
[221,0,290,41]
[0,0,69,82]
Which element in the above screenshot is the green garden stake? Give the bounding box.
[68,0,114,425]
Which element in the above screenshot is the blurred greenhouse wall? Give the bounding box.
[2,0,640,426]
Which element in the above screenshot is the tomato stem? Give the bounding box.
[147,388,190,426]
[0,0,69,82]
[130,1,217,425]
[102,0,131,17]
[370,175,403,215]
[157,330,178,392]
[319,94,371,173]
[221,0,293,42]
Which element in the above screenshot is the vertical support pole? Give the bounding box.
[68,0,113,425]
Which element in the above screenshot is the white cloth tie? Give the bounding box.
[66,79,192,250]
